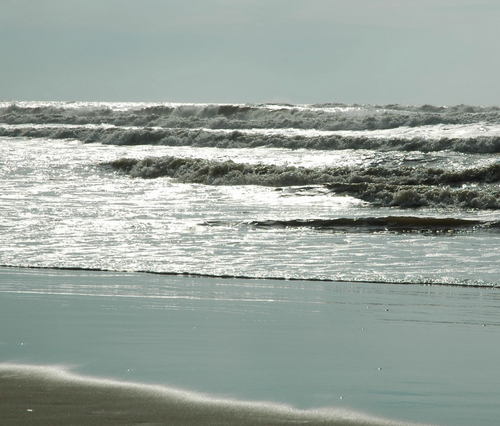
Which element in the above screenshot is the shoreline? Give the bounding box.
[2,267,498,425]
[1,264,497,289]
[0,364,406,426]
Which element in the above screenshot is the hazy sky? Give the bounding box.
[1,0,499,105]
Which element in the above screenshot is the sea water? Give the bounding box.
[0,102,499,425]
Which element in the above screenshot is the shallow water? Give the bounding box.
[1,267,500,425]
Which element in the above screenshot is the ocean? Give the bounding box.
[0,101,499,425]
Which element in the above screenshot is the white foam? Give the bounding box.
[0,363,426,425]
[0,101,246,111]
[3,121,500,140]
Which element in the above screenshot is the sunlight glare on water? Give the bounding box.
[0,136,499,285]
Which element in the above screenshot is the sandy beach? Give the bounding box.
[2,268,500,425]
[0,366,395,426]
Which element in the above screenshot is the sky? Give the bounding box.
[1,0,499,105]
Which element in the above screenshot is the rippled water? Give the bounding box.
[1,101,500,426]
[1,135,498,285]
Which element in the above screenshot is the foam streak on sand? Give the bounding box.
[0,364,416,426]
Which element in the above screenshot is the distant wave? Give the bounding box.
[204,216,500,234]
[2,124,500,153]
[2,101,500,132]
[103,156,500,209]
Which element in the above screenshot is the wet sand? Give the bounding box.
[4,268,498,425]
[0,366,396,426]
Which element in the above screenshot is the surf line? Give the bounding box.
[0,264,498,289]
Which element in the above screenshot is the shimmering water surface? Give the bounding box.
[0,136,498,285]
[0,102,499,425]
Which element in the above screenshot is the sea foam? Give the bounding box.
[103,156,500,209]
[0,363,424,426]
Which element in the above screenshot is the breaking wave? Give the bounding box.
[104,156,344,185]
[2,124,500,153]
[103,156,500,209]
[2,101,500,132]
[204,216,500,234]
[104,156,500,185]
[1,265,497,288]
[326,182,500,209]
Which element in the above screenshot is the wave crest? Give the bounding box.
[2,125,500,153]
[3,102,500,133]
[103,156,500,209]
[205,216,499,233]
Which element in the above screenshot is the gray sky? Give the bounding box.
[1,0,499,105]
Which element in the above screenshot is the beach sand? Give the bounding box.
[0,367,390,426]
[4,268,499,425]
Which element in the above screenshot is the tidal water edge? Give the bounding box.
[1,267,500,425]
